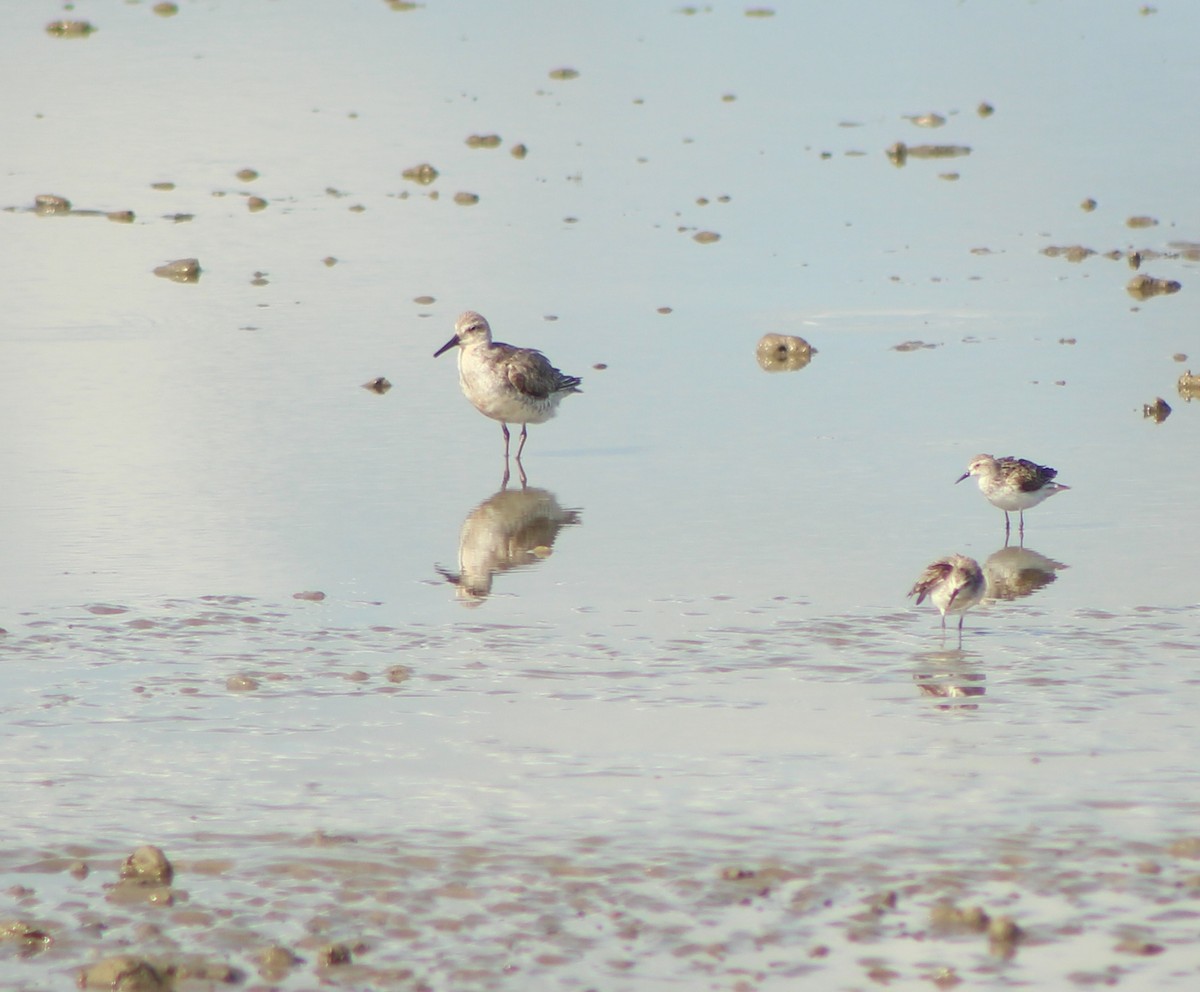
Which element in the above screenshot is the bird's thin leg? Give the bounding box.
[1018,510,1025,536]
[958,614,965,631]
[500,462,510,489]
[515,423,529,460]
[517,458,528,489]
[501,422,511,459]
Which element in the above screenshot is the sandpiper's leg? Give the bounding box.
[940,613,947,630]
[1003,510,1011,535]
[1018,510,1025,536]
[517,458,528,488]
[958,614,965,632]
[501,422,511,458]
[515,423,529,460]
[500,462,510,489]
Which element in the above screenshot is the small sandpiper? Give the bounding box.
[956,454,1069,536]
[908,554,986,634]
[434,311,582,466]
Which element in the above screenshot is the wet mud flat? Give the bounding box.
[4,829,1200,990]
[2,598,1200,989]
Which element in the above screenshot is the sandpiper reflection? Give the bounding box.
[982,544,1067,603]
[912,649,986,709]
[912,657,979,705]
[437,484,582,605]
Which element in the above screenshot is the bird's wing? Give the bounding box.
[503,349,555,399]
[909,559,952,604]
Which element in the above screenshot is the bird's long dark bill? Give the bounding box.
[954,473,969,484]
[433,336,459,358]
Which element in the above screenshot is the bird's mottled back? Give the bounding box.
[998,456,1058,492]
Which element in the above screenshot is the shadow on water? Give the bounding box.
[435,477,582,606]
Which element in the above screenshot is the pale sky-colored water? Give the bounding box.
[2,2,1200,988]
[2,1,1198,620]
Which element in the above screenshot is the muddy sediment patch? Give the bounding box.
[3,830,1199,989]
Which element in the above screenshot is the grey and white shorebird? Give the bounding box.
[908,554,986,633]
[956,454,1069,536]
[434,311,582,462]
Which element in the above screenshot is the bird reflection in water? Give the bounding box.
[437,483,582,605]
[982,544,1067,603]
[911,649,987,709]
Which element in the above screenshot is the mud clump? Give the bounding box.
[0,919,52,954]
[318,942,354,967]
[1178,370,1200,401]
[1143,397,1170,422]
[988,915,1024,957]
[1115,937,1165,955]
[756,333,815,372]
[121,845,174,885]
[930,902,991,932]
[257,945,303,979]
[1041,245,1096,263]
[362,377,392,394]
[1127,273,1181,300]
[153,258,201,283]
[886,142,971,166]
[402,163,439,185]
[109,845,176,906]
[46,20,95,37]
[79,956,165,991]
[33,194,72,216]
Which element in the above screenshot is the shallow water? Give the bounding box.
[2,1,1200,989]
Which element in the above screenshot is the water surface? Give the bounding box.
[2,2,1200,988]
